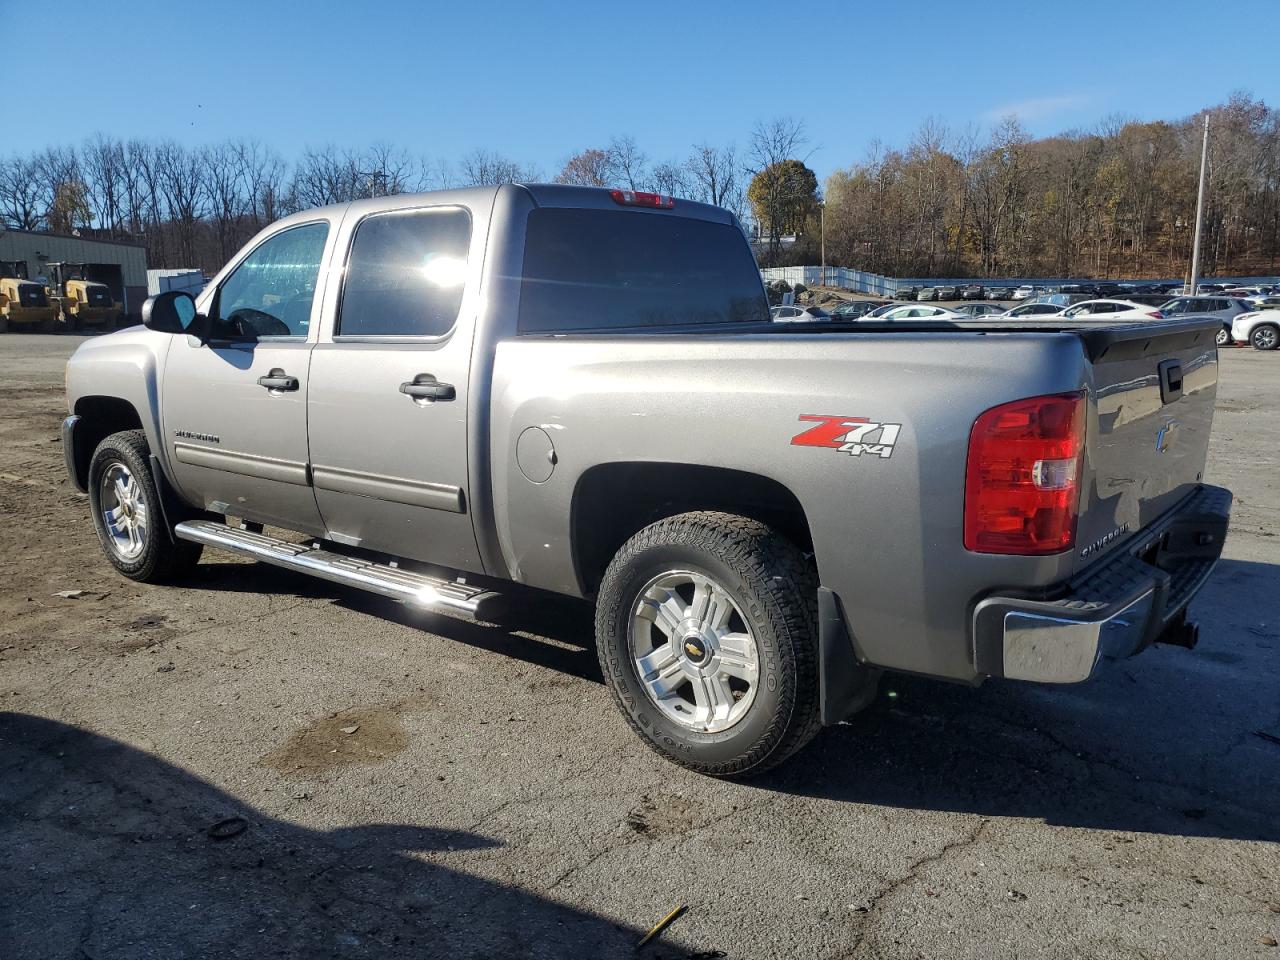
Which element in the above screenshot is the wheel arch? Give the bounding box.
[570,461,815,597]
[68,395,145,491]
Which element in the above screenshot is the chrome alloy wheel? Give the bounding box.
[1254,325,1278,350]
[99,461,147,560]
[629,570,760,734]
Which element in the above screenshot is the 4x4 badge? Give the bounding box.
[791,414,903,459]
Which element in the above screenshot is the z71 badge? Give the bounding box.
[791,414,903,459]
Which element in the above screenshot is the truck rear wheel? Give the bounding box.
[595,511,821,777]
[87,430,202,583]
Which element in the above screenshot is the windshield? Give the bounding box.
[518,208,768,333]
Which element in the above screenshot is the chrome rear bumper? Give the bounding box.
[972,485,1231,684]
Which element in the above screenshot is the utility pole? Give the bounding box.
[819,198,826,287]
[1188,114,1210,295]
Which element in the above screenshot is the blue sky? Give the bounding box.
[4,0,1276,181]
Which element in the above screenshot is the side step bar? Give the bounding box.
[174,520,504,620]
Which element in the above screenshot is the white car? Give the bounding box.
[770,305,831,323]
[864,304,966,321]
[1059,299,1165,321]
[1230,309,1280,350]
[1011,284,1038,301]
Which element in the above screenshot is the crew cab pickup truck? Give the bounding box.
[62,184,1231,777]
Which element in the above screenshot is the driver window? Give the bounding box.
[213,222,329,339]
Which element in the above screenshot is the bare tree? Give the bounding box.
[81,135,127,237]
[746,118,807,260]
[202,141,246,263]
[157,142,205,266]
[0,155,44,230]
[684,143,738,208]
[605,135,647,190]
[456,149,536,186]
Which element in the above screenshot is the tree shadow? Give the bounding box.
[0,712,678,960]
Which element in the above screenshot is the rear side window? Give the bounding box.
[518,208,767,333]
[339,207,471,338]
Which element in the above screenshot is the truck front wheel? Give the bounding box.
[87,430,202,583]
[595,511,821,777]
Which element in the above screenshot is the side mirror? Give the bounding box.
[142,291,198,334]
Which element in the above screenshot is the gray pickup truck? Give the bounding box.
[62,184,1231,777]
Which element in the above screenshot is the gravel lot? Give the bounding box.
[2,334,1277,960]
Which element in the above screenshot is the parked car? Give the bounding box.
[1002,301,1069,319]
[933,284,960,300]
[1230,308,1280,350]
[829,299,888,320]
[1011,285,1038,301]
[1126,294,1175,308]
[771,305,831,323]
[985,286,1011,300]
[1247,295,1280,310]
[1059,284,1097,296]
[1060,299,1164,321]
[953,302,1008,318]
[864,304,966,321]
[893,285,918,301]
[916,287,939,301]
[60,183,1231,777]
[960,284,985,300]
[1159,296,1255,345]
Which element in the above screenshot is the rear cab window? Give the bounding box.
[517,208,767,333]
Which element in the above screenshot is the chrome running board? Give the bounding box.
[173,520,504,619]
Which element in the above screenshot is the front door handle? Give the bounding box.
[400,375,455,402]
[257,368,299,391]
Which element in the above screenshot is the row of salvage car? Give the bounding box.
[772,292,1280,350]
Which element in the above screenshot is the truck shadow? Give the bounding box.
[180,557,1279,843]
[0,712,665,960]
[184,560,604,683]
[759,557,1280,843]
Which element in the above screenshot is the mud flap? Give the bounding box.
[818,587,880,724]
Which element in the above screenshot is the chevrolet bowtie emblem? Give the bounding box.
[685,641,702,657]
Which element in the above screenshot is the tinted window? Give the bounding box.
[215,222,329,339]
[518,208,767,333]
[339,208,471,337]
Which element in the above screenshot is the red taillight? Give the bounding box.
[1147,310,1163,319]
[964,391,1086,555]
[609,189,675,209]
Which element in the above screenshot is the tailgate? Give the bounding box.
[1074,318,1220,573]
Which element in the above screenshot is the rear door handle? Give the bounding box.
[257,369,299,391]
[400,375,455,402]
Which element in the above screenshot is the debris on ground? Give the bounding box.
[339,725,360,735]
[206,816,248,841]
[637,904,686,948]
[54,590,88,599]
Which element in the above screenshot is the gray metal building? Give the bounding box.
[0,228,148,317]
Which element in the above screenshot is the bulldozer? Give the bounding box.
[0,261,58,334]
[45,262,123,330]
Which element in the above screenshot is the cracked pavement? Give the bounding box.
[1,335,1278,959]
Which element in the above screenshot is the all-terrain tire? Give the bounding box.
[595,511,821,778]
[87,429,202,583]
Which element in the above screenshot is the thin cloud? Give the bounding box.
[983,94,1090,123]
